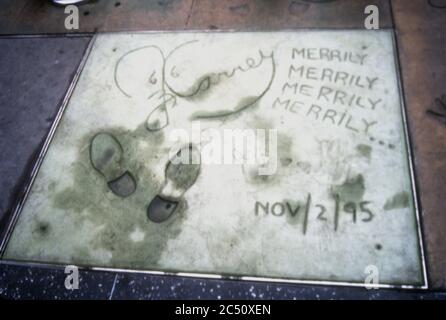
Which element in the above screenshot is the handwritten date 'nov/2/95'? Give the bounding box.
[255,194,374,235]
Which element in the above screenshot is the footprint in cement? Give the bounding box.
[90,132,136,197]
[147,144,201,223]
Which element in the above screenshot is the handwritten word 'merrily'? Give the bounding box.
[288,65,379,90]
[292,48,368,66]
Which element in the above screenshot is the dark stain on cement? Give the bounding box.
[332,174,365,203]
[383,191,410,211]
[356,144,372,160]
[51,122,187,268]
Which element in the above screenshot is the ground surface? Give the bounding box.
[0,0,445,299]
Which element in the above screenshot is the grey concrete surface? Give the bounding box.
[0,35,445,300]
[0,36,91,228]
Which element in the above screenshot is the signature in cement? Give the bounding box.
[113,40,276,131]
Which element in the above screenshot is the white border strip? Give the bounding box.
[390,30,429,289]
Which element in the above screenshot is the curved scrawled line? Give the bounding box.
[114,45,165,99]
[167,64,262,99]
[145,93,177,132]
[165,39,200,60]
[191,53,277,120]
[163,40,203,97]
[165,49,271,99]
[167,74,212,99]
